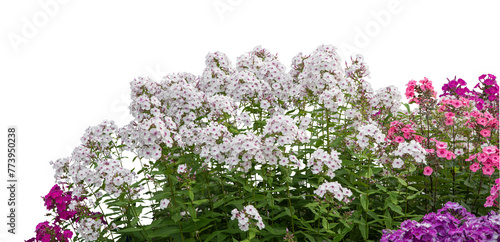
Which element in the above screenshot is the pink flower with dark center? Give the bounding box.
[478,153,489,162]
[451,100,462,108]
[435,141,448,149]
[482,165,494,176]
[445,118,454,126]
[477,118,487,126]
[436,149,448,158]
[446,152,455,160]
[401,127,411,133]
[480,129,491,137]
[414,135,424,143]
[470,163,480,172]
[394,136,405,143]
[423,166,433,176]
[483,146,497,154]
[445,112,455,118]
[490,154,499,163]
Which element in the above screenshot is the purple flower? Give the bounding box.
[381,202,500,242]
[442,83,450,91]
[449,80,458,89]
[476,100,484,110]
[457,78,466,86]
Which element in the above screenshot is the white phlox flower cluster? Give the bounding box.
[235,112,252,127]
[50,157,71,181]
[263,114,310,145]
[158,73,203,124]
[118,116,177,160]
[345,54,370,79]
[205,94,237,120]
[297,116,312,130]
[230,205,265,232]
[319,88,345,112]
[313,181,353,203]
[290,45,344,96]
[226,70,268,103]
[198,122,232,160]
[80,120,118,154]
[307,148,342,179]
[96,159,137,197]
[371,85,402,115]
[129,77,163,121]
[198,51,235,95]
[75,217,105,241]
[237,46,294,103]
[391,140,428,164]
[356,123,386,150]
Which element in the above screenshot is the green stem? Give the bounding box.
[168,174,185,242]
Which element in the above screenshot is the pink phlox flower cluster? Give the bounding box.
[473,74,499,110]
[431,140,456,161]
[230,205,265,232]
[468,146,499,176]
[371,85,402,115]
[43,184,79,222]
[26,221,73,242]
[386,120,419,143]
[463,110,498,137]
[485,178,500,207]
[307,148,342,179]
[440,76,474,99]
[313,181,353,203]
[405,77,437,105]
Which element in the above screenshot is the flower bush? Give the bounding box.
[381,202,500,241]
[27,45,498,241]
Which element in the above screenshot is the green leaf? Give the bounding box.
[172,212,183,223]
[396,177,407,187]
[358,217,368,240]
[360,194,368,211]
[188,190,194,201]
[388,203,405,216]
[299,231,316,242]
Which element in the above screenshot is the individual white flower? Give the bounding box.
[177,164,187,174]
[160,199,170,209]
[392,158,404,169]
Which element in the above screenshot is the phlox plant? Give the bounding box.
[27,45,498,242]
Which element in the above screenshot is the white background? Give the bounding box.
[1,0,499,241]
